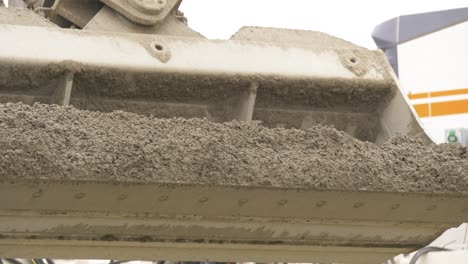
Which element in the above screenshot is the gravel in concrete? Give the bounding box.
[0,102,467,194]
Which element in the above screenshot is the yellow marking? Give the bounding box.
[408,88,468,99]
[413,99,468,118]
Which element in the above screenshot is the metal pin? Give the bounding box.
[52,71,74,106]
[236,81,258,123]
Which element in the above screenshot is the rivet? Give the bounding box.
[238,198,248,206]
[316,200,327,207]
[426,205,437,211]
[353,202,365,208]
[74,193,86,199]
[391,204,400,210]
[158,195,168,202]
[117,194,128,200]
[199,197,209,203]
[32,189,43,198]
[278,199,288,206]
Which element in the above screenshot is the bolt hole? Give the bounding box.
[154,43,164,51]
[350,58,357,63]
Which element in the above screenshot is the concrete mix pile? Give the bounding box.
[0,102,467,193]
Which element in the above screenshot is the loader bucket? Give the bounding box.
[0,8,430,144]
[1,6,458,264]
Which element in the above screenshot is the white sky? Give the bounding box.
[180,0,467,49]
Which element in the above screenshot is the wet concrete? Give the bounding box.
[0,6,56,27]
[0,102,466,194]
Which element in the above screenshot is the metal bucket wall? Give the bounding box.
[0,22,430,143]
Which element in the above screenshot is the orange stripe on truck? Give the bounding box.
[408,88,468,99]
[413,99,468,118]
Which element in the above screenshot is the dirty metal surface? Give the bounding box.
[49,0,104,28]
[0,24,425,143]
[0,180,467,263]
[0,8,446,264]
